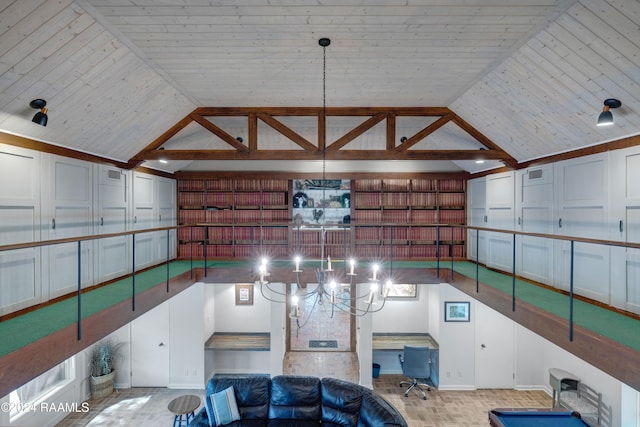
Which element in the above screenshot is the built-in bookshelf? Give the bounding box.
[352,178,466,259]
[178,178,289,259]
[177,176,465,260]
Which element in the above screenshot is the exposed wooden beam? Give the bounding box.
[0,131,129,169]
[128,114,194,168]
[127,106,516,166]
[190,113,249,152]
[396,114,453,151]
[449,112,518,169]
[326,113,387,152]
[141,149,513,161]
[257,113,318,152]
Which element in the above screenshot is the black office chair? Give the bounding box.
[399,345,431,400]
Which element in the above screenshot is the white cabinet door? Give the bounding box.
[610,147,640,315]
[554,154,610,304]
[131,300,170,387]
[0,145,42,314]
[96,166,130,282]
[467,177,487,264]
[475,303,514,388]
[132,172,156,269]
[515,167,554,285]
[486,172,515,272]
[157,176,176,261]
[46,156,93,299]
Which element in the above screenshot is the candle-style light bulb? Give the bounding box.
[327,256,332,271]
[349,258,355,275]
[372,264,379,281]
[368,282,379,304]
[330,281,337,304]
[258,263,266,284]
[294,255,301,272]
[291,295,301,317]
[384,280,392,298]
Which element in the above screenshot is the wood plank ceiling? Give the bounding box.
[0,0,639,174]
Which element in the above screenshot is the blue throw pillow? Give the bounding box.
[205,386,241,426]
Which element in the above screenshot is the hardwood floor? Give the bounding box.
[57,351,551,426]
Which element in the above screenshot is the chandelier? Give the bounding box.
[254,38,393,326]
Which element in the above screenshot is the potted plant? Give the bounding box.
[89,339,123,399]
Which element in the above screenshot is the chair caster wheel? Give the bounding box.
[404,393,409,397]
[422,396,427,400]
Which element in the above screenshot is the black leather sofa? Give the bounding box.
[188,375,408,427]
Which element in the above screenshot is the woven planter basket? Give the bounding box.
[90,370,115,399]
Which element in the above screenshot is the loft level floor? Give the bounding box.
[1,259,638,396]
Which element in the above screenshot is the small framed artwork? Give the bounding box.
[235,284,254,305]
[385,284,418,299]
[444,301,470,322]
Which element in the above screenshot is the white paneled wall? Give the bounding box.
[0,142,177,316]
[0,145,41,315]
[468,147,639,313]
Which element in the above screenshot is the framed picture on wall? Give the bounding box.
[235,284,254,305]
[444,301,470,322]
[385,284,418,299]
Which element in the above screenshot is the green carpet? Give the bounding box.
[1,259,638,359]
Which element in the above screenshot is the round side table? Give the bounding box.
[168,394,200,427]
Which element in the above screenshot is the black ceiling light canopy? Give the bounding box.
[597,98,621,127]
[30,99,48,126]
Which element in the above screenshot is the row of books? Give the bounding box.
[233,192,287,206]
[178,242,464,259]
[178,179,288,192]
[351,178,464,192]
[437,192,465,206]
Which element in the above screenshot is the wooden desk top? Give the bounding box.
[372,333,438,351]
[205,332,270,351]
[168,394,200,415]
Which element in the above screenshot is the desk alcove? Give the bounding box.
[372,333,439,387]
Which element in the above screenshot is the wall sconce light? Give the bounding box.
[597,98,621,127]
[30,99,48,126]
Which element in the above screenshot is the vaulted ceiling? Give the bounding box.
[0,0,638,175]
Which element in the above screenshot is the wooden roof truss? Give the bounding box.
[128,107,517,169]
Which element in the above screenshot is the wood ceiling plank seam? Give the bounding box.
[512,46,636,138]
[606,0,640,27]
[0,0,72,57]
[190,114,250,153]
[43,35,131,109]
[0,21,107,103]
[516,43,602,110]
[41,28,122,95]
[48,54,141,138]
[326,113,387,152]
[0,5,87,78]
[395,114,453,152]
[0,1,41,39]
[506,50,603,140]
[98,76,194,157]
[524,31,640,130]
[578,0,640,48]
[256,113,318,152]
[93,5,562,20]
[553,11,640,107]
[452,89,531,162]
[479,66,574,158]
